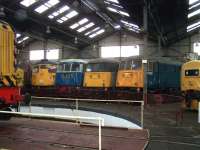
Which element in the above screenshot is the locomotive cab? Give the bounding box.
[83,59,119,88]
[0,20,23,109]
[31,60,57,87]
[116,59,144,88]
[56,59,87,87]
[181,60,200,110]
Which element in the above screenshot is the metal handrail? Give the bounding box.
[0,111,104,150]
[31,96,144,128]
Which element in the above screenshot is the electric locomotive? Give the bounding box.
[56,59,87,87]
[56,59,87,97]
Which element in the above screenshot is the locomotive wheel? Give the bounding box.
[0,107,12,121]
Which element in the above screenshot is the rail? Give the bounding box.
[31,96,144,128]
[0,111,104,150]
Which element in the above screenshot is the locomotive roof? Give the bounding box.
[183,60,200,66]
[59,59,88,64]
[33,59,57,65]
[88,58,120,64]
[120,56,182,65]
[0,20,9,25]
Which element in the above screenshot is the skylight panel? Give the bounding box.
[18,36,29,44]
[77,22,95,33]
[89,29,105,38]
[89,33,97,38]
[70,23,79,29]
[106,0,119,4]
[79,18,89,25]
[35,0,59,14]
[56,11,78,24]
[104,1,111,5]
[48,0,59,5]
[53,12,59,16]
[61,16,68,21]
[188,8,200,18]
[107,7,130,17]
[121,20,140,33]
[189,2,200,9]
[187,20,200,32]
[189,0,199,5]
[107,7,118,13]
[35,5,48,13]
[66,11,78,19]
[59,5,69,13]
[48,5,69,19]
[128,28,140,33]
[77,27,86,33]
[20,0,37,7]
[84,27,100,36]
[57,19,64,23]
[70,18,89,29]
[119,11,130,17]
[48,15,54,19]
[121,20,139,29]
[85,22,95,28]
[114,25,121,29]
[96,29,105,35]
[112,3,123,8]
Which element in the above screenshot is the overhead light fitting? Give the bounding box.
[0,7,5,17]
[46,26,51,34]
[74,37,78,44]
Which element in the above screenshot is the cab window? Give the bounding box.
[86,63,118,72]
[71,63,81,72]
[185,69,199,76]
[58,64,65,72]
[40,65,47,69]
[48,65,56,73]
[119,60,142,70]
[147,62,153,72]
[64,64,71,71]
[32,66,39,73]
[131,61,142,70]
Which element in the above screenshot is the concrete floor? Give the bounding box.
[145,103,200,150]
[30,99,200,150]
[0,118,149,150]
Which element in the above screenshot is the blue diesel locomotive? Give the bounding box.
[147,60,181,91]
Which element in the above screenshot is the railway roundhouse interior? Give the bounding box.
[0,0,200,150]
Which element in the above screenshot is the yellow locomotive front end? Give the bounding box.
[181,60,200,110]
[0,20,23,108]
[84,72,112,87]
[116,70,143,88]
[116,59,143,88]
[0,21,16,86]
[83,59,119,88]
[32,61,57,87]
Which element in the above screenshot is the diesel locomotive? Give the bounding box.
[181,60,200,110]
[31,60,57,87]
[0,20,23,110]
